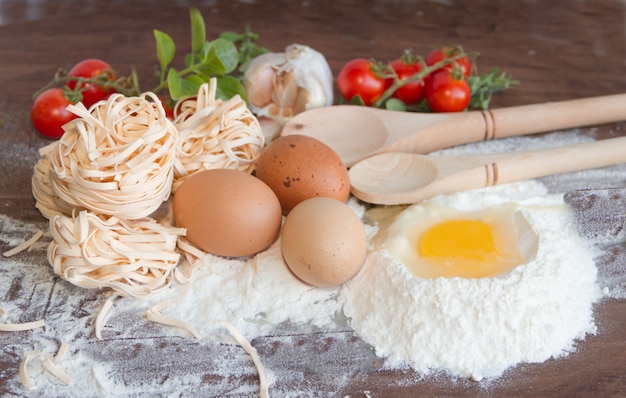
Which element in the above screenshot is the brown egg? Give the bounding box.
[281,197,367,287]
[173,169,282,257]
[254,134,350,214]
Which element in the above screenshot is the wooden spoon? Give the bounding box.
[348,136,626,205]
[282,94,626,167]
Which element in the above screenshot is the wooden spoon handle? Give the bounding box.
[487,93,626,139]
[487,135,626,186]
[381,93,626,155]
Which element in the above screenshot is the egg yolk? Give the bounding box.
[417,219,510,278]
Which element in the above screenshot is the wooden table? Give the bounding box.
[1,1,625,396]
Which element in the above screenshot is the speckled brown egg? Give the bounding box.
[173,169,282,258]
[280,197,367,287]
[254,134,350,214]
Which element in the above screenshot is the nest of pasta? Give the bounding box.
[48,211,185,299]
[172,81,264,191]
[31,79,265,299]
[48,92,177,219]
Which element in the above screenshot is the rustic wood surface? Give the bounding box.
[1,0,626,397]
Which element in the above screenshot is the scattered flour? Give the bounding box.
[1,130,625,395]
[151,234,345,341]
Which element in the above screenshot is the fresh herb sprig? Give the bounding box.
[152,8,269,102]
[467,68,519,110]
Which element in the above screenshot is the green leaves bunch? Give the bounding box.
[153,8,269,102]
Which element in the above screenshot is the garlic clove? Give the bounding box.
[243,43,333,139]
[271,70,300,110]
[244,52,285,108]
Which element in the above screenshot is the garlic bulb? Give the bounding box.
[243,44,333,140]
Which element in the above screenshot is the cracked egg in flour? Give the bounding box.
[383,202,540,279]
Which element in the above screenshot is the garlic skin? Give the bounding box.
[243,44,333,140]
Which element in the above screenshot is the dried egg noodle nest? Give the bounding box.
[340,181,603,381]
[48,211,185,299]
[172,78,264,191]
[46,92,177,220]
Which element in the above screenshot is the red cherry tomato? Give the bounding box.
[425,71,471,113]
[30,88,78,139]
[337,58,389,106]
[159,95,175,120]
[425,47,472,78]
[67,59,115,108]
[390,58,425,105]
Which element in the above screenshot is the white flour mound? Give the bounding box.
[340,181,604,381]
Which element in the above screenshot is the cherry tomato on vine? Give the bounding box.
[337,58,389,106]
[389,58,425,105]
[425,47,472,78]
[425,71,471,113]
[67,58,115,108]
[30,88,78,139]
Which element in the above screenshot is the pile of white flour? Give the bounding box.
[340,181,604,381]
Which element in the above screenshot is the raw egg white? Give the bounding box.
[385,202,539,279]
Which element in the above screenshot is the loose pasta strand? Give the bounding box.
[145,300,201,338]
[2,230,44,257]
[219,320,270,398]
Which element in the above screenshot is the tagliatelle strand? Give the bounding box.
[219,320,270,398]
[47,211,186,299]
[42,353,72,385]
[0,306,45,332]
[20,351,39,390]
[53,343,69,365]
[2,230,44,257]
[94,294,118,340]
[145,300,201,338]
[172,78,264,191]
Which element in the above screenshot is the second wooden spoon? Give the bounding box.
[349,136,626,205]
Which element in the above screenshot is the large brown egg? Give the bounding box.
[281,197,367,287]
[173,169,282,257]
[254,134,350,214]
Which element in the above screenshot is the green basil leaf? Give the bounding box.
[189,8,206,54]
[185,74,207,86]
[215,75,248,102]
[153,29,175,72]
[167,69,199,100]
[199,38,239,75]
[184,52,202,68]
[218,31,244,42]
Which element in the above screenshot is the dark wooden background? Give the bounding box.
[1,0,625,396]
